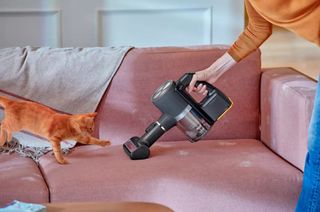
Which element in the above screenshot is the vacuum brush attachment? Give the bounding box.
[123,137,150,160]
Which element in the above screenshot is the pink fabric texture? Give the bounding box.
[95,46,262,145]
[39,139,302,212]
[260,68,316,171]
[0,154,49,206]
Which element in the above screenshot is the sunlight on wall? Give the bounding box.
[261,27,320,80]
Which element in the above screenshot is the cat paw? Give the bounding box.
[57,158,69,165]
[100,140,111,147]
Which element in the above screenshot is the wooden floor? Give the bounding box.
[260,27,320,81]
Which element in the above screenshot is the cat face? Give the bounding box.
[74,113,97,134]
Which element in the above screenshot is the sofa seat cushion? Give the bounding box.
[39,139,302,212]
[0,153,49,206]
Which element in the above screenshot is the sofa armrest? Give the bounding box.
[260,67,317,171]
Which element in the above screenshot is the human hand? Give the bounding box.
[188,52,236,94]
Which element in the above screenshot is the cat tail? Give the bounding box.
[0,96,11,108]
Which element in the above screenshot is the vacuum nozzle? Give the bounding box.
[123,137,150,160]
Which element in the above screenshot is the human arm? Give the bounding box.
[189,0,273,93]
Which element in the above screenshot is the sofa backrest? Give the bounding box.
[95,46,262,145]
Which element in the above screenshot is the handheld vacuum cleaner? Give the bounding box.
[123,73,232,160]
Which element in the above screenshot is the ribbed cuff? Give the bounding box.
[227,48,242,62]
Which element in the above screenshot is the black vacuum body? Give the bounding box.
[123,73,232,160]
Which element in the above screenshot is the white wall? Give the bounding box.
[0,0,244,48]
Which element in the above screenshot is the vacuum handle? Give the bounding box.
[176,72,217,102]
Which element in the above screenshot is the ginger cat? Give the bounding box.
[0,96,111,164]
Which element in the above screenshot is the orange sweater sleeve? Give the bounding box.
[228,0,273,62]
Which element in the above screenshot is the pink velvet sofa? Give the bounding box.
[0,45,316,211]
